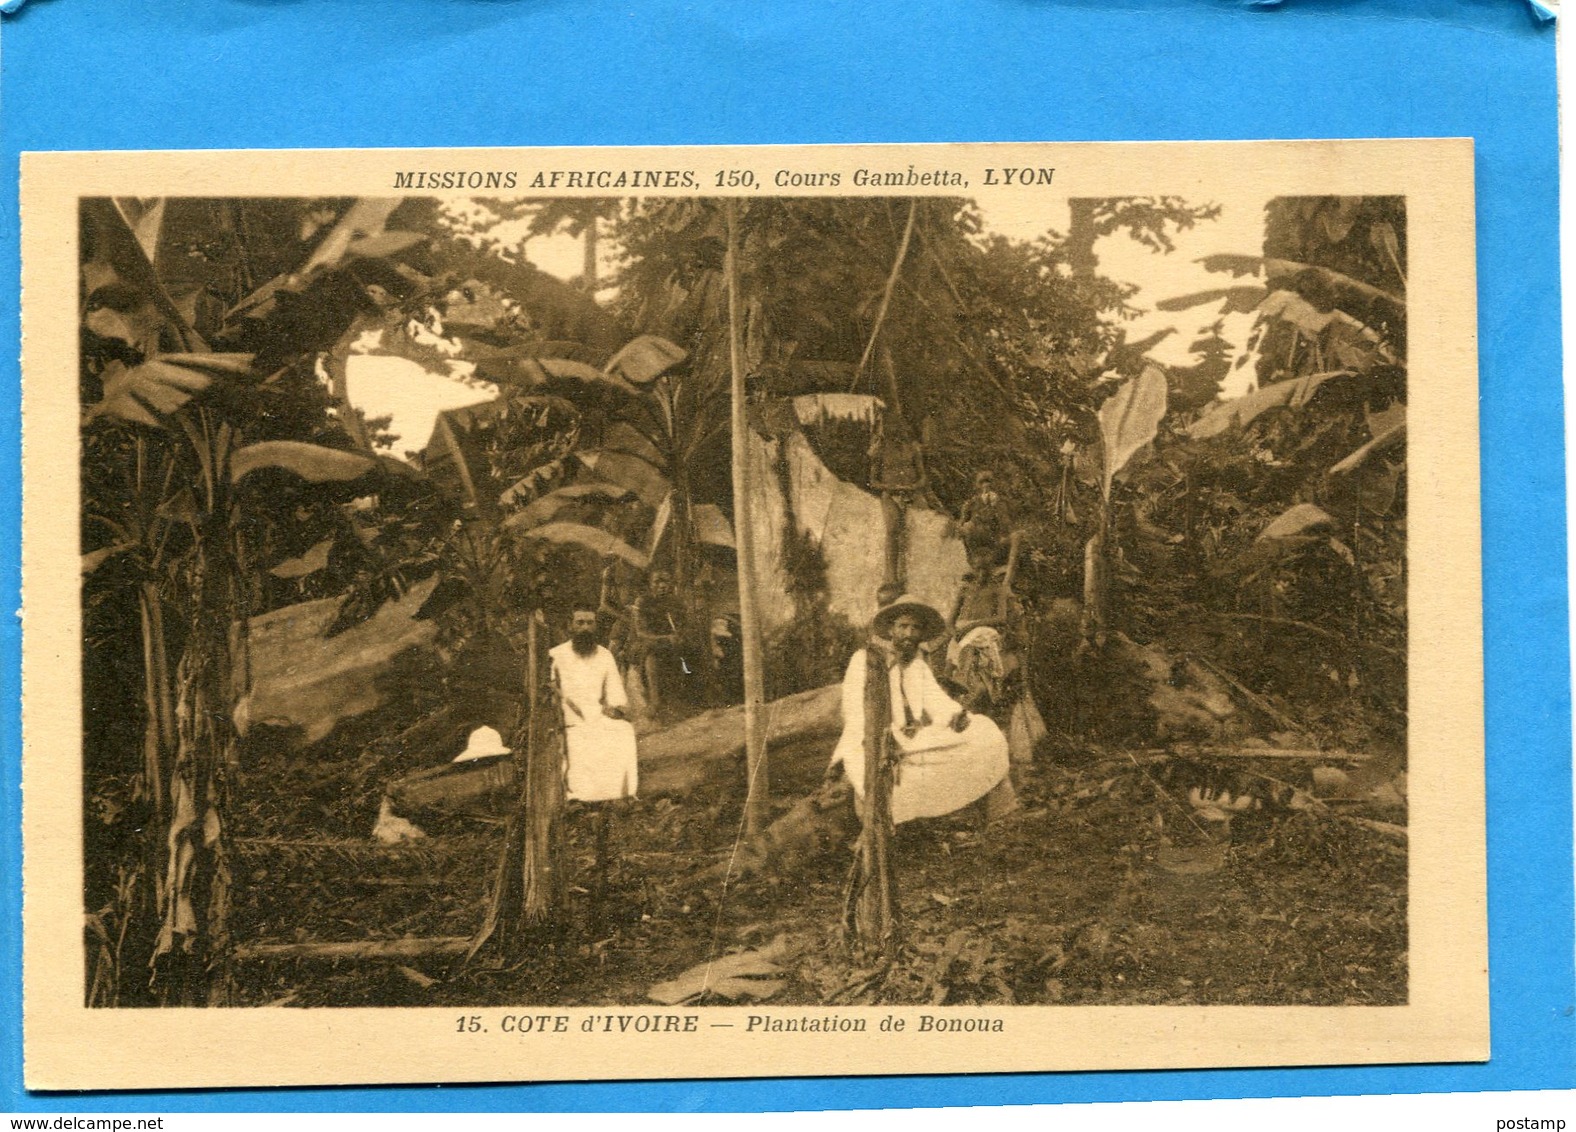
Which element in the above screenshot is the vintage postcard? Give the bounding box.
[20,140,1484,1089]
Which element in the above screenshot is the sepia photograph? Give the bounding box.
[21,142,1485,1087]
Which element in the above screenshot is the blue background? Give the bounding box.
[0,0,1568,1112]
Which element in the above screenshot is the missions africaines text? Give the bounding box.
[391,166,976,191]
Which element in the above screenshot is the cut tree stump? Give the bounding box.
[686,778,859,889]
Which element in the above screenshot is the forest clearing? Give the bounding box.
[77,187,1410,1012]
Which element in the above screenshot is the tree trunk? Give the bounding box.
[521,621,567,925]
[137,582,173,832]
[236,937,471,962]
[669,462,698,601]
[1066,199,1100,279]
[469,614,566,961]
[582,218,599,293]
[152,577,235,1005]
[725,199,770,839]
[1081,520,1109,650]
[845,646,899,957]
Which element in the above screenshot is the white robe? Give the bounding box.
[831,648,1009,824]
[549,641,638,802]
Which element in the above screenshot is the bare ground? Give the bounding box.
[228,731,1406,1009]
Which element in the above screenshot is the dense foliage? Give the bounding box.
[78,191,1409,1007]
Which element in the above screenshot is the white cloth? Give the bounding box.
[945,624,1003,669]
[549,641,638,802]
[831,648,1009,824]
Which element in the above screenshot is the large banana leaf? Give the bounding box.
[228,198,404,320]
[604,334,688,385]
[513,520,649,569]
[1257,291,1385,350]
[1257,503,1336,542]
[86,353,256,428]
[344,229,427,261]
[502,482,631,530]
[85,300,163,360]
[230,440,378,484]
[1196,254,1404,309]
[476,355,640,396]
[268,537,335,579]
[1330,421,1406,476]
[602,420,667,467]
[1370,221,1405,285]
[82,543,135,575]
[691,502,735,549]
[1098,365,1167,500]
[1251,504,1355,573]
[576,447,671,508]
[80,198,202,352]
[1185,371,1353,440]
[113,198,167,264]
[1155,285,1268,314]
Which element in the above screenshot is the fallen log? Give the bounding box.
[1187,654,1307,737]
[232,836,485,864]
[639,683,842,796]
[1333,815,1407,842]
[1137,746,1371,762]
[388,755,516,815]
[387,683,844,817]
[234,936,470,962]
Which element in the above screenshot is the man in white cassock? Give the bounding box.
[831,594,1012,825]
[549,606,638,803]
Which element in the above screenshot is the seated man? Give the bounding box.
[548,604,638,802]
[830,593,1011,825]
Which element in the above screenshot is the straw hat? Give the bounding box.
[452,725,512,763]
[871,593,946,641]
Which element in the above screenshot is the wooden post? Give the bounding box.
[468,612,566,961]
[846,645,899,957]
[591,804,612,932]
[521,612,567,927]
[582,216,599,293]
[725,198,770,839]
[1082,514,1109,651]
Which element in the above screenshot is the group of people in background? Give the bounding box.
[441,462,1042,846]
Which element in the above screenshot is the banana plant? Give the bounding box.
[1082,364,1168,647]
[85,353,400,1003]
[1161,242,1407,591]
[80,197,426,1004]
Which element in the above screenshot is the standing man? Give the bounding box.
[549,604,638,802]
[830,593,1013,825]
[868,411,929,590]
[959,469,1011,569]
[627,570,682,717]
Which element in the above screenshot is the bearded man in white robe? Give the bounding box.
[549,606,638,802]
[831,594,1012,825]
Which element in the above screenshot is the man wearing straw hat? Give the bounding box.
[830,592,1012,825]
